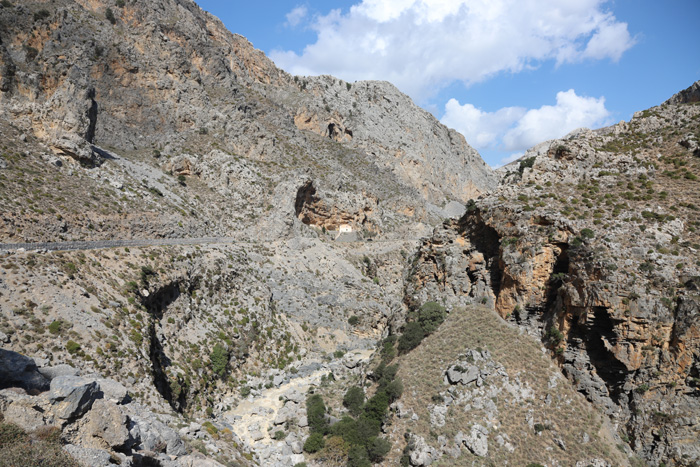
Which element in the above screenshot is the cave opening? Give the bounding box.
[294,180,319,224]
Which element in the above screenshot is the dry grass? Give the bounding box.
[391,305,629,466]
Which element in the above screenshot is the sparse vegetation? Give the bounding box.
[105,7,116,24]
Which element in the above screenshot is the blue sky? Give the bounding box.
[197,0,700,167]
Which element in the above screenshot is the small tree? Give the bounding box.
[343,386,365,417]
[303,432,325,453]
[417,302,446,334]
[367,437,392,463]
[105,7,116,24]
[210,343,229,377]
[306,394,329,435]
[397,321,424,354]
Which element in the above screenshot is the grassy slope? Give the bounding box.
[390,305,631,466]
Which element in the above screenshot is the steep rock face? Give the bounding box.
[665,81,700,105]
[0,0,495,241]
[284,77,495,203]
[405,92,700,465]
[294,180,379,234]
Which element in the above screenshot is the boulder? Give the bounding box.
[457,424,489,457]
[282,389,304,404]
[129,412,187,456]
[409,435,439,466]
[0,349,50,392]
[171,454,226,466]
[63,444,115,467]
[48,376,100,420]
[79,399,132,450]
[445,364,479,386]
[2,394,50,431]
[38,364,80,381]
[95,378,129,404]
[50,133,100,165]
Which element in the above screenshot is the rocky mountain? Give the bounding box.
[0,0,698,466]
[0,0,494,244]
[406,85,700,465]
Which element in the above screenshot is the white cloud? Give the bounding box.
[442,99,526,148]
[285,5,308,28]
[582,18,636,61]
[499,152,524,167]
[271,0,635,100]
[441,89,611,153]
[502,89,610,150]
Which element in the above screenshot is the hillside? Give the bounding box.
[407,84,700,465]
[0,0,699,466]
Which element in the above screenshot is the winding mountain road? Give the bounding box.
[0,236,408,252]
[0,237,240,252]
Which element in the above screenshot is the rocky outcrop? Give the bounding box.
[294,180,379,234]
[665,80,700,104]
[0,348,50,392]
[0,351,239,466]
[406,96,700,465]
[0,0,495,249]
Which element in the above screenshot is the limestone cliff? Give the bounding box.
[406,84,700,465]
[0,0,495,247]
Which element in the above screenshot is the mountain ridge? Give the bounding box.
[0,0,699,466]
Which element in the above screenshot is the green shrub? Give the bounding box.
[306,394,329,435]
[210,343,229,377]
[416,301,446,334]
[65,340,81,354]
[363,391,389,425]
[380,335,397,361]
[202,421,218,435]
[581,228,595,239]
[105,7,116,24]
[546,326,564,346]
[343,386,365,417]
[348,315,360,326]
[273,430,286,440]
[331,416,358,443]
[518,156,536,174]
[240,385,251,397]
[383,379,403,401]
[367,437,391,463]
[33,9,50,21]
[397,321,424,354]
[303,432,325,453]
[48,320,64,335]
[347,444,371,467]
[140,265,156,286]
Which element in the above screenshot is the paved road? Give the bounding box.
[0,237,240,252]
[0,236,417,253]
